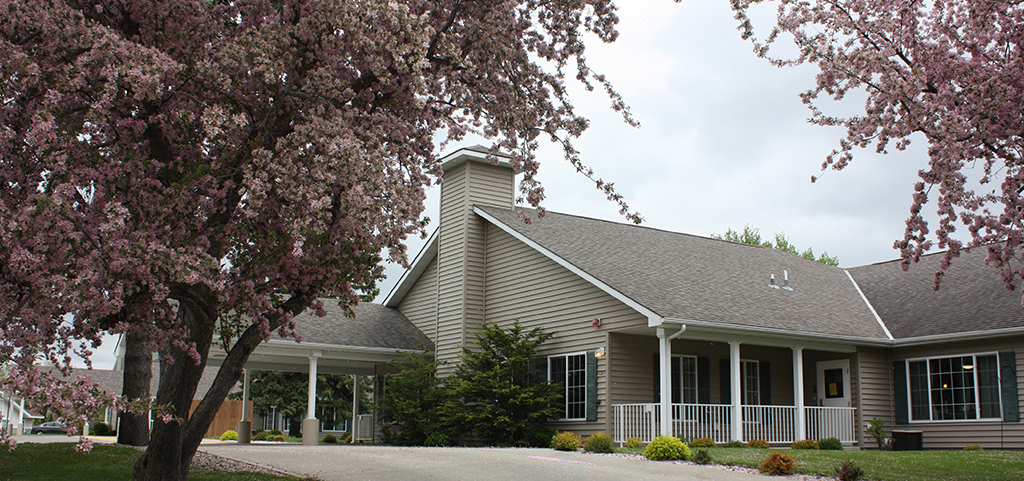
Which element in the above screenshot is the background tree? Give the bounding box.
[377,351,448,446]
[730,0,1024,289]
[712,225,839,265]
[0,1,637,479]
[442,321,563,446]
[230,371,366,438]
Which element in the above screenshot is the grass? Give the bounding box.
[617,446,1024,481]
[0,443,314,481]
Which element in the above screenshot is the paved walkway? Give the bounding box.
[199,444,784,481]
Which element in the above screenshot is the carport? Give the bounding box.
[205,302,432,445]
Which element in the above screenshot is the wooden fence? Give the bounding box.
[189,399,252,439]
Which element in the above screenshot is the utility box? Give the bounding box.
[891,430,923,451]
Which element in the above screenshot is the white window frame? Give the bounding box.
[742,359,759,406]
[671,355,699,404]
[548,351,588,421]
[905,352,1002,423]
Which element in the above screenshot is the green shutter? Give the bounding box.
[1000,351,1019,422]
[720,359,731,404]
[893,360,909,425]
[586,351,598,422]
[759,361,771,405]
[652,354,660,402]
[697,357,711,404]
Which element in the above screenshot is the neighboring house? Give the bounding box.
[1,392,43,435]
[381,145,1024,449]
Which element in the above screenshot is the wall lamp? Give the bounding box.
[594,346,607,359]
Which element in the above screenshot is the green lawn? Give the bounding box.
[618,446,1024,481]
[0,443,315,481]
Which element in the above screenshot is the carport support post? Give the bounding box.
[237,368,251,444]
[351,375,360,443]
[303,352,321,446]
[793,347,806,441]
[730,341,743,442]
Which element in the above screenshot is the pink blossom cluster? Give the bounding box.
[732,0,1024,292]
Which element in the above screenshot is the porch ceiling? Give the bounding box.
[609,324,858,353]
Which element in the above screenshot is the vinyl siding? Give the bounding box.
[396,256,438,342]
[435,160,514,374]
[483,224,648,437]
[856,347,892,448]
[890,336,1024,449]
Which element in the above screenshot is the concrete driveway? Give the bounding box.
[198,444,786,481]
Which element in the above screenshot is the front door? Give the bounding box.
[816,359,851,407]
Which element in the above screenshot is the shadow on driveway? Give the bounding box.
[199,444,779,481]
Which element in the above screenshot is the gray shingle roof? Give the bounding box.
[291,301,433,351]
[848,247,1024,339]
[477,206,888,340]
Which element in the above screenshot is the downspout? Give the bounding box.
[657,324,686,437]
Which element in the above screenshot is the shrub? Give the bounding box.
[643,435,691,461]
[747,439,770,449]
[550,431,582,451]
[90,423,112,436]
[272,434,286,442]
[268,429,283,436]
[759,451,797,476]
[790,439,819,450]
[689,437,716,448]
[252,431,270,441]
[818,437,843,451]
[425,432,451,447]
[342,432,353,443]
[865,418,887,450]
[834,460,865,481]
[625,437,644,449]
[964,444,982,451]
[528,425,556,448]
[692,448,713,465]
[321,434,338,444]
[722,440,745,448]
[582,432,615,453]
[219,430,238,441]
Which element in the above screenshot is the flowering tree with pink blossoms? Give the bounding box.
[0,1,637,479]
[731,0,1024,291]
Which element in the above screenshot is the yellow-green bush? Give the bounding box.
[625,437,644,449]
[642,435,690,461]
[582,432,614,453]
[790,439,820,450]
[690,437,716,448]
[219,430,238,441]
[550,431,582,451]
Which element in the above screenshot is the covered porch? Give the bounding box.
[607,326,862,445]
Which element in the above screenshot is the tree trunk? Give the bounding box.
[289,416,302,438]
[118,330,152,446]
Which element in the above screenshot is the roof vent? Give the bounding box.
[769,274,780,289]
[782,270,793,291]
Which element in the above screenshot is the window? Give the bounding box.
[907,354,1001,421]
[742,360,760,405]
[680,356,698,404]
[549,353,587,420]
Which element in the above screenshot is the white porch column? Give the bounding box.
[793,347,806,441]
[351,375,360,443]
[302,352,321,445]
[730,341,743,442]
[237,368,251,444]
[17,399,25,435]
[657,328,672,437]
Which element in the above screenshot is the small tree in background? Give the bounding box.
[443,321,563,446]
[229,371,367,438]
[712,225,839,266]
[378,351,448,446]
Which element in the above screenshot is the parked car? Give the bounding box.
[29,422,66,434]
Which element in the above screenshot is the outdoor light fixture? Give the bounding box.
[594,347,607,359]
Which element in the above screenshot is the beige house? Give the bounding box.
[382,145,1023,449]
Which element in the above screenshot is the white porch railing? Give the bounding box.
[612,404,856,444]
[806,406,857,443]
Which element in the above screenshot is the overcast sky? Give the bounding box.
[377,0,936,299]
[85,0,943,370]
